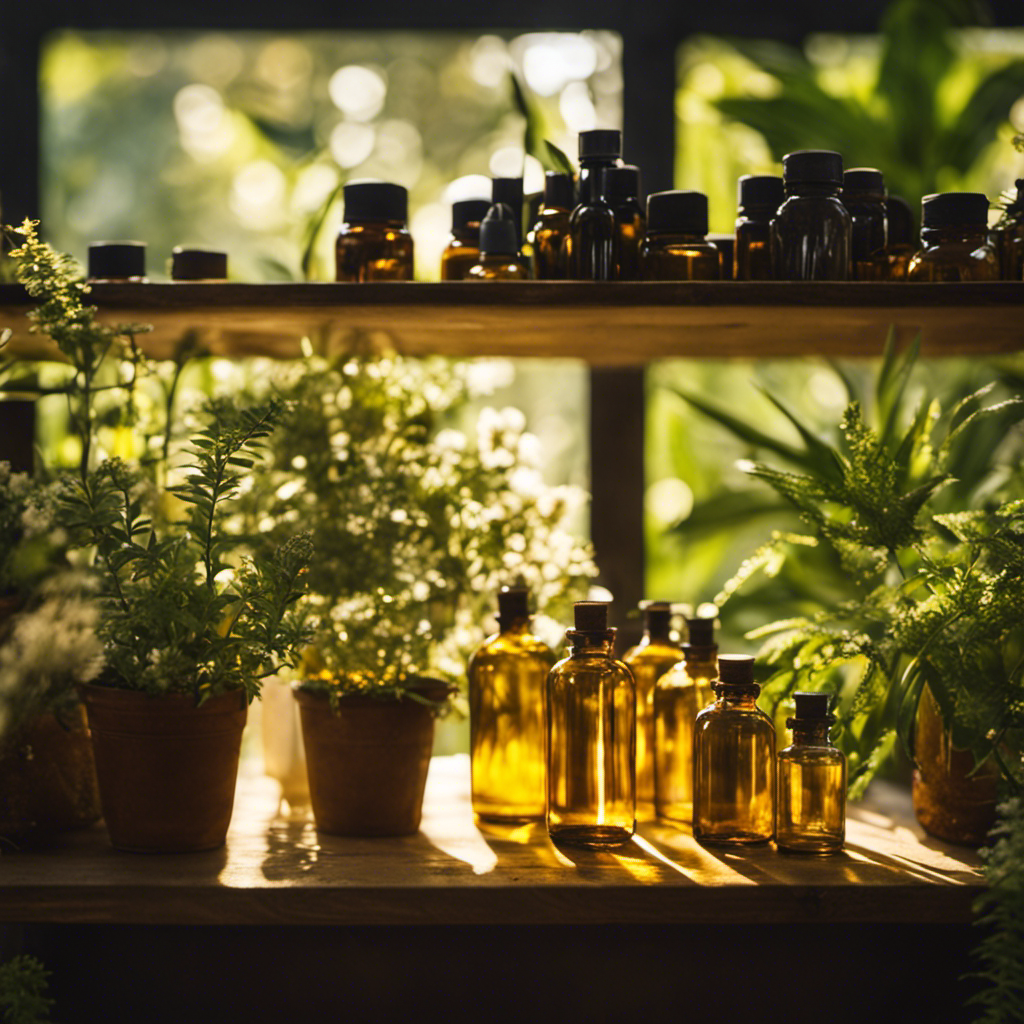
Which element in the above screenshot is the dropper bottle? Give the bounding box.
[466,204,531,280]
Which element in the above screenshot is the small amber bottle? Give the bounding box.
[991,179,1024,280]
[771,150,851,281]
[654,616,718,826]
[530,172,573,280]
[734,174,783,281]
[777,691,846,854]
[604,165,645,281]
[440,199,491,281]
[170,247,228,281]
[623,602,682,820]
[693,654,775,845]
[466,204,531,280]
[492,177,524,250]
[883,195,916,281]
[87,241,148,283]
[567,167,617,281]
[707,234,735,281]
[468,586,555,823]
[907,192,999,282]
[336,182,413,282]
[639,191,721,281]
[546,601,636,848]
[843,168,888,281]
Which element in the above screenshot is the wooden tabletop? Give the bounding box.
[0,755,984,927]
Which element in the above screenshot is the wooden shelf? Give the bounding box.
[0,755,983,927]
[2,281,1023,364]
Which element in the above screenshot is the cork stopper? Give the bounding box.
[717,654,755,685]
[573,602,609,632]
[685,616,716,649]
[643,601,672,638]
[497,586,529,628]
[791,691,834,722]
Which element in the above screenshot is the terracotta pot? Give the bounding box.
[912,685,999,846]
[80,684,247,853]
[294,686,445,836]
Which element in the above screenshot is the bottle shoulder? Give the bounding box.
[470,630,554,665]
[696,700,775,730]
[624,639,683,665]
[779,743,845,766]
[775,195,851,224]
[549,652,635,686]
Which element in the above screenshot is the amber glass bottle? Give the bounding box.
[170,247,227,281]
[546,602,636,848]
[992,179,1024,280]
[693,654,775,845]
[335,182,413,282]
[623,602,682,820]
[843,168,888,281]
[530,172,573,280]
[777,692,846,854]
[492,177,524,250]
[771,150,851,281]
[639,191,721,281]
[883,195,916,281]
[653,616,718,826]
[466,204,531,280]
[567,167,616,281]
[907,192,999,282]
[87,241,148,283]
[604,165,645,280]
[708,234,735,281]
[440,199,491,281]
[734,174,783,281]
[469,587,555,823]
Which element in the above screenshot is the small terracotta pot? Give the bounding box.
[295,686,446,836]
[80,684,247,853]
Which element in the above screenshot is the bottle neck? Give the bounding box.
[498,615,530,635]
[683,646,717,675]
[921,224,988,246]
[579,161,615,203]
[567,631,615,658]
[716,684,759,708]
[785,183,841,199]
[791,722,832,745]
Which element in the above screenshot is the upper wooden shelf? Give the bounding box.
[2,281,1023,364]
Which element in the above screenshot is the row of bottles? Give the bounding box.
[468,590,846,855]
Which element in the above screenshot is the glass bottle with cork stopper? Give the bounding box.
[440,199,491,281]
[87,241,148,283]
[842,168,888,280]
[654,616,718,826]
[907,192,999,282]
[693,653,775,845]
[639,190,720,281]
[777,691,846,854]
[604,165,645,281]
[466,204,531,280]
[170,247,227,282]
[734,174,783,280]
[529,172,574,280]
[335,181,414,282]
[468,586,554,823]
[770,150,851,280]
[546,601,636,848]
[992,179,1024,280]
[623,601,682,820]
[883,195,916,281]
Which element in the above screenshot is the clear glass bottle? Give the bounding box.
[469,586,554,823]
[654,616,718,826]
[693,654,775,845]
[843,167,888,281]
[530,172,573,280]
[604,165,645,281]
[992,179,1024,280]
[335,182,414,282]
[907,192,999,282]
[170,247,227,281]
[491,177,524,251]
[87,241,148,283]
[639,190,721,281]
[770,150,851,281]
[883,195,916,281]
[777,691,846,854]
[546,601,636,848]
[466,204,532,280]
[440,199,491,281]
[734,174,783,281]
[623,602,682,820]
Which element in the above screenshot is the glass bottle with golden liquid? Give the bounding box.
[335,182,414,282]
[440,199,491,281]
[546,601,636,848]
[734,174,783,280]
[639,191,721,281]
[530,172,573,280]
[604,165,645,280]
[623,602,682,820]
[466,204,532,280]
[654,616,718,825]
[992,179,1024,280]
[843,168,888,281]
[468,586,554,823]
[908,192,999,281]
[883,195,916,281]
[693,654,775,845]
[777,691,846,854]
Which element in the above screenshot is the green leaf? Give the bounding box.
[543,139,576,175]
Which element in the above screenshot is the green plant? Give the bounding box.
[0,956,52,1024]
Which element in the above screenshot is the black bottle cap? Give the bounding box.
[491,177,523,214]
[717,654,755,684]
[573,601,609,632]
[578,129,621,161]
[887,195,914,245]
[497,586,530,624]
[782,150,844,186]
[88,241,146,279]
[170,247,228,281]
[685,617,716,648]
[1009,178,1024,213]
[604,165,641,203]
[452,199,491,232]
[642,601,672,637]
[543,172,574,210]
[646,190,709,235]
[921,191,990,229]
[343,181,408,224]
[479,203,519,256]
[843,168,885,195]
[738,174,784,211]
[791,691,833,721]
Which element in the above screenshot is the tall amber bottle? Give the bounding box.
[604,165,645,280]
[883,195,916,281]
[440,199,491,281]
[907,192,999,282]
[623,602,682,820]
[469,587,555,823]
[654,616,718,825]
[530,172,573,280]
[770,150,851,281]
[566,129,620,281]
[466,204,532,280]
[693,654,775,845]
[335,182,414,282]
[843,168,888,281]
[546,602,636,848]
[777,692,846,854]
[639,191,721,281]
[992,179,1024,280]
[734,174,783,280]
